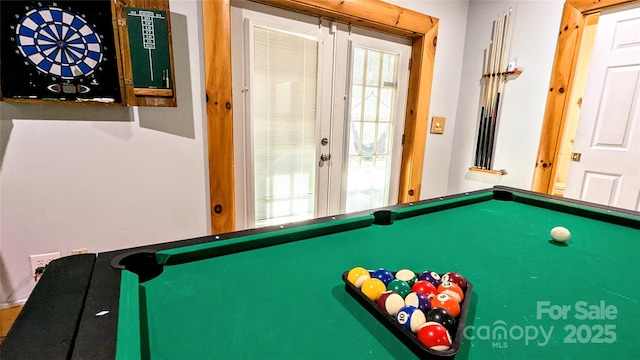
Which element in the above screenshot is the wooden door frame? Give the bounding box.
[532,0,638,194]
[203,0,439,233]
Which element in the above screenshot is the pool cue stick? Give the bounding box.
[482,14,502,168]
[478,18,500,168]
[485,11,508,169]
[482,12,505,169]
[474,42,494,167]
[485,92,500,169]
[481,13,503,168]
[486,9,512,169]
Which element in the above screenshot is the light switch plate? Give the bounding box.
[431,116,445,134]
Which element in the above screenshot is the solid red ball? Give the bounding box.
[411,280,437,300]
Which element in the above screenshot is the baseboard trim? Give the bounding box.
[1,300,27,310]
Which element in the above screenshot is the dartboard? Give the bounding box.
[16,7,103,79]
[0,1,121,102]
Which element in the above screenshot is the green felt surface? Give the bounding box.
[119,194,640,359]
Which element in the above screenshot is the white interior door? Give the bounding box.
[564,3,640,211]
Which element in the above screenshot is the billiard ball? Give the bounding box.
[418,271,442,287]
[437,282,464,303]
[377,291,405,316]
[395,269,418,286]
[347,267,371,288]
[405,292,432,313]
[396,305,427,333]
[361,278,387,301]
[431,293,460,317]
[387,279,412,298]
[411,280,437,299]
[417,322,452,351]
[372,268,394,286]
[441,271,467,291]
[551,226,571,243]
[425,307,457,334]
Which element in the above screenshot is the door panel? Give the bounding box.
[345,47,400,212]
[231,4,411,228]
[590,67,638,148]
[333,27,410,215]
[564,4,640,211]
[231,6,324,228]
[251,25,319,227]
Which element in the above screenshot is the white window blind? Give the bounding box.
[252,26,319,227]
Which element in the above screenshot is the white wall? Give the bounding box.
[448,0,564,193]
[0,0,209,306]
[0,0,569,306]
[388,0,471,199]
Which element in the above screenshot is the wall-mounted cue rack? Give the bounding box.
[471,8,521,174]
[0,0,176,107]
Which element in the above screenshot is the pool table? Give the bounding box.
[3,186,639,359]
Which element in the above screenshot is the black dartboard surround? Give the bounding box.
[0,1,121,102]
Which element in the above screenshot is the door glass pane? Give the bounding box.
[365,50,380,86]
[352,47,365,85]
[252,26,318,227]
[363,86,378,121]
[346,47,399,213]
[379,88,393,122]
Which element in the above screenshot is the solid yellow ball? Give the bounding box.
[361,278,387,301]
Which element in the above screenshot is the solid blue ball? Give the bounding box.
[372,268,394,285]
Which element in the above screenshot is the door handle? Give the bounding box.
[571,152,581,162]
[320,153,331,162]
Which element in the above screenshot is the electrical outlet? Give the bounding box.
[29,252,61,276]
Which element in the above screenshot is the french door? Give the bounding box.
[231,3,410,229]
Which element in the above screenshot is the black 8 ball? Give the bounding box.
[426,307,457,334]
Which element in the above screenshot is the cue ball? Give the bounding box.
[550,226,571,243]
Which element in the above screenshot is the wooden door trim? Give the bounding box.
[532,0,639,193]
[203,0,439,232]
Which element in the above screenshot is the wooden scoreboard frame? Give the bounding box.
[113,0,177,107]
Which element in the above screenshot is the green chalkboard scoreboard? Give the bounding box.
[126,8,172,92]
